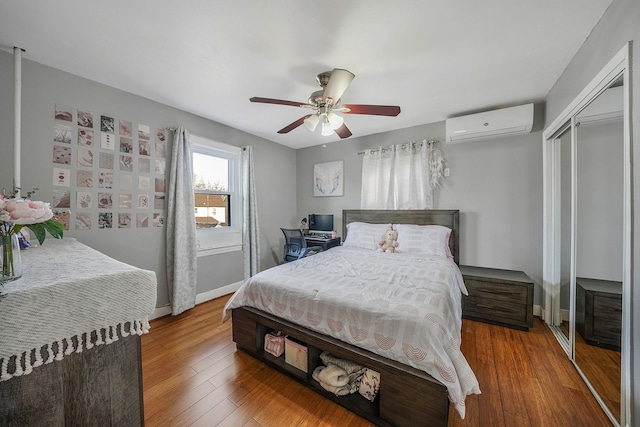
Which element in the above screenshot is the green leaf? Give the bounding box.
[27,223,47,245]
[43,220,64,240]
[25,220,64,245]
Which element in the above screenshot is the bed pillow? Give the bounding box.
[394,224,453,258]
[343,222,391,250]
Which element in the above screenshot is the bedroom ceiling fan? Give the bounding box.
[250,68,401,139]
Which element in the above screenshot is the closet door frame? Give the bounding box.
[542,42,631,426]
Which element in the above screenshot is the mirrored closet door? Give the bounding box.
[542,44,631,427]
[574,80,624,422]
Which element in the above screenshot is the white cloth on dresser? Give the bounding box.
[0,238,157,382]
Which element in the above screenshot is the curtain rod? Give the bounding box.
[357,139,439,155]
[165,127,249,151]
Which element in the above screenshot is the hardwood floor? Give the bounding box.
[141,295,613,427]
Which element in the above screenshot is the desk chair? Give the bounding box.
[280,228,323,262]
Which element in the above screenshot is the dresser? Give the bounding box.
[0,239,157,426]
[459,265,534,331]
[575,277,622,351]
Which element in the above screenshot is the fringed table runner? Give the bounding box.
[0,238,157,381]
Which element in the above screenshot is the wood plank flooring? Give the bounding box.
[141,295,614,427]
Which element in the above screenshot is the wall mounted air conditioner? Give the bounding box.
[445,103,534,143]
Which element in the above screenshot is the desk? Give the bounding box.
[0,238,157,425]
[305,236,341,251]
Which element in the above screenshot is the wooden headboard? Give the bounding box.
[342,209,460,264]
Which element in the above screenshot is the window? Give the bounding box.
[190,134,242,256]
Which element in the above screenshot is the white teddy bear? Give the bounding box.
[378,228,399,253]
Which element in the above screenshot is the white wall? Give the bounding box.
[296,118,544,304]
[0,52,297,308]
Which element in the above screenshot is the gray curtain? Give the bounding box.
[242,146,260,280]
[166,127,197,315]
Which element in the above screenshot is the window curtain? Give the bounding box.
[242,145,260,280]
[166,127,197,315]
[361,141,440,209]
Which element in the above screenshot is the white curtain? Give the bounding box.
[361,141,439,209]
[166,127,198,315]
[242,145,260,280]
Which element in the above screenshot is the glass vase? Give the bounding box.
[1,234,23,284]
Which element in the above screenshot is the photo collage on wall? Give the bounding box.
[53,103,168,230]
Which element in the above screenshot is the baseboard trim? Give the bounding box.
[534,304,542,318]
[149,280,244,320]
[535,305,568,324]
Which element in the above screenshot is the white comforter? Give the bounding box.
[223,246,480,418]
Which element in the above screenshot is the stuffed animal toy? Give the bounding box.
[378,228,399,253]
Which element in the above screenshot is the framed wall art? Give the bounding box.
[313,160,344,197]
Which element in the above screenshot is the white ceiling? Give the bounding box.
[0,1,612,149]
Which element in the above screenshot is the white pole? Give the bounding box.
[13,47,23,196]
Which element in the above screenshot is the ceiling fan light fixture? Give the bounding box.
[304,114,320,131]
[250,68,400,139]
[321,119,334,136]
[326,112,344,129]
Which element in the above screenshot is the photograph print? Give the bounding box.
[78,129,94,146]
[55,104,73,122]
[138,124,150,140]
[77,110,93,128]
[119,119,132,136]
[52,168,70,187]
[76,213,91,230]
[98,212,112,229]
[54,123,72,144]
[100,115,115,132]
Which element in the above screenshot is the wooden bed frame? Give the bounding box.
[231,209,460,427]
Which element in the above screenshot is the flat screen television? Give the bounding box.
[308,214,334,233]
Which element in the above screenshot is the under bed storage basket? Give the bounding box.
[284,336,308,372]
[264,331,285,357]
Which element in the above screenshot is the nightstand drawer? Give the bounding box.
[592,295,622,339]
[464,279,528,303]
[593,294,622,314]
[459,265,534,331]
[575,278,621,351]
[463,294,528,323]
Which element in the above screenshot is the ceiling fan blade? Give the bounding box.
[277,115,312,134]
[341,104,401,116]
[250,97,308,108]
[334,123,352,139]
[322,69,355,104]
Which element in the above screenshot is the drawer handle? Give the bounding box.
[477,288,518,296]
[476,304,509,312]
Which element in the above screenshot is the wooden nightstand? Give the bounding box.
[459,265,534,331]
[575,277,622,351]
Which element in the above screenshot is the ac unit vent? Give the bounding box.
[445,103,534,143]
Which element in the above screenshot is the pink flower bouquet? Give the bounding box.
[0,196,64,244]
[1,189,64,283]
